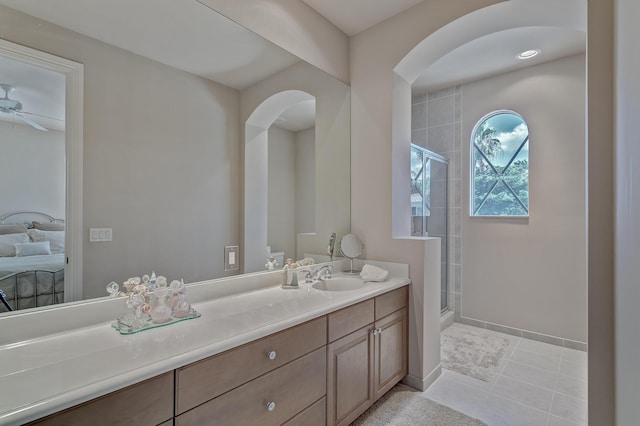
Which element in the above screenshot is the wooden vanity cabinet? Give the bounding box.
[28,372,173,426]
[326,286,408,426]
[26,285,408,426]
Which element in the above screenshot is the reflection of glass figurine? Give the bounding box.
[265,257,279,270]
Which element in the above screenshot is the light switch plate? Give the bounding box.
[224,245,239,271]
[89,228,112,242]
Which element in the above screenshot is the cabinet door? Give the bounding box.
[326,325,374,426]
[374,307,408,400]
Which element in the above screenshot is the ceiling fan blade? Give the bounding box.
[15,112,48,131]
[21,110,64,122]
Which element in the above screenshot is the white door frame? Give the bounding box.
[0,39,84,302]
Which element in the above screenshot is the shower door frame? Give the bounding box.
[411,144,449,313]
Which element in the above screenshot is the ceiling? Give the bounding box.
[301,0,424,36]
[274,99,316,133]
[0,0,299,90]
[0,0,301,133]
[0,0,586,129]
[302,0,585,93]
[413,26,586,94]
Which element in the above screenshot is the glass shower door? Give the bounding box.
[411,144,449,312]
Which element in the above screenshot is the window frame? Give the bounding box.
[470,109,530,218]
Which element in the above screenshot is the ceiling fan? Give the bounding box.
[0,83,48,131]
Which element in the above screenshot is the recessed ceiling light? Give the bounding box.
[517,49,541,60]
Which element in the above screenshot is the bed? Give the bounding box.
[0,212,65,313]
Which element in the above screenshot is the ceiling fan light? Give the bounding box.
[517,49,541,60]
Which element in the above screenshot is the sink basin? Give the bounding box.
[312,277,367,292]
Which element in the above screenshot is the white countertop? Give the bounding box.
[0,273,410,425]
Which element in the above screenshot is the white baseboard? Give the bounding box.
[401,364,442,391]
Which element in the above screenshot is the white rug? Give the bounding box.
[441,324,510,382]
[352,384,487,426]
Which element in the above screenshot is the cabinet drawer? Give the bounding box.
[176,316,326,414]
[176,347,326,426]
[328,299,374,342]
[375,286,408,320]
[282,397,326,426]
[29,372,173,426]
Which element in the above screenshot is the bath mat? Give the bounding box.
[441,324,510,382]
[352,384,487,426]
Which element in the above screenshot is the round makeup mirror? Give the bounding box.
[340,233,364,274]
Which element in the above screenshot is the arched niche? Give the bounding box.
[391,0,586,238]
[244,90,315,273]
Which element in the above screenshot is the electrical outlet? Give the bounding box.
[224,246,239,271]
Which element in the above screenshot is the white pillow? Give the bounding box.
[28,229,65,254]
[15,241,52,257]
[0,233,29,257]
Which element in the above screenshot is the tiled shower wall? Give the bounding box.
[412,86,462,317]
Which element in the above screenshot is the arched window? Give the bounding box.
[471,110,529,216]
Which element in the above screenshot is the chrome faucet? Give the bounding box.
[282,265,314,288]
[313,265,333,281]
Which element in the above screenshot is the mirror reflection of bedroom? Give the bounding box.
[0,55,66,312]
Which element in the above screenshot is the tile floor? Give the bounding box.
[423,323,588,426]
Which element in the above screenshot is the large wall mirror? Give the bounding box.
[0,0,350,313]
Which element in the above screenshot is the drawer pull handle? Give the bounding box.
[267,350,277,360]
[267,401,276,412]
[372,328,383,336]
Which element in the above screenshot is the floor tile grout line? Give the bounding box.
[440,323,588,425]
[486,335,563,418]
[494,332,563,420]
[493,358,556,417]
[502,359,563,391]
[497,370,561,395]
[485,335,519,396]
[485,386,551,417]
[516,345,563,360]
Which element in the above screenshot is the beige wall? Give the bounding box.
[350,0,502,386]
[460,54,587,343]
[268,126,296,260]
[295,126,315,235]
[0,121,66,219]
[267,125,316,262]
[0,6,242,298]
[198,0,350,83]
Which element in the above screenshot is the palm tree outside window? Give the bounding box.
[471,110,529,216]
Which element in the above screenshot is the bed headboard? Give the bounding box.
[0,212,64,226]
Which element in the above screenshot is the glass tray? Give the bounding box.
[111,308,201,335]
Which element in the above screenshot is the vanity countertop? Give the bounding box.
[0,274,410,425]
